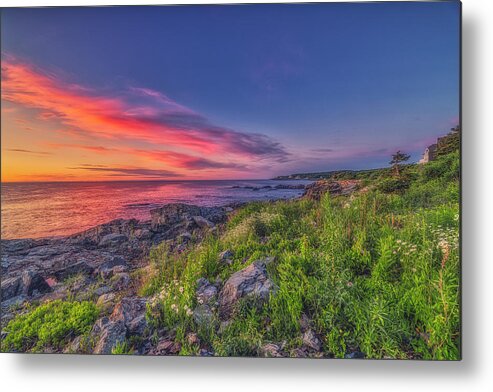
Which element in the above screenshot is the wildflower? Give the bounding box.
[347,281,353,287]
[438,239,449,252]
[186,308,193,316]
[179,286,184,294]
[198,298,204,304]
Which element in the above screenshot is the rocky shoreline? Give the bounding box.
[1,179,361,355]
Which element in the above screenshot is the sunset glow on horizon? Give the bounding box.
[1,3,460,182]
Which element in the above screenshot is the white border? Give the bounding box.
[2,1,493,391]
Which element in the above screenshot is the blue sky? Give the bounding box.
[1,2,460,181]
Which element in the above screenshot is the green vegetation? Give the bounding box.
[2,300,99,353]
[142,143,460,360]
[436,126,460,157]
[111,340,133,355]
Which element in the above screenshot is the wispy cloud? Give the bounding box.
[132,149,248,170]
[69,165,179,179]
[7,148,52,156]
[47,142,248,170]
[2,54,289,165]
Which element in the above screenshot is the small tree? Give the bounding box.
[390,150,410,177]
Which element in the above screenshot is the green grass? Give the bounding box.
[143,150,460,360]
[2,300,99,353]
[111,340,134,355]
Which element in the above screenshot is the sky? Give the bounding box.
[1,2,460,182]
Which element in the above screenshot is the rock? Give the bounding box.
[2,271,51,300]
[110,273,131,290]
[196,278,218,304]
[94,257,128,279]
[1,276,21,300]
[97,293,116,312]
[94,285,112,296]
[153,339,181,355]
[150,203,226,232]
[71,218,140,246]
[300,313,311,332]
[63,335,84,354]
[260,343,284,358]
[290,348,308,358]
[193,304,214,326]
[219,259,274,319]
[262,256,275,265]
[134,228,152,240]
[199,348,214,356]
[52,261,94,281]
[186,332,200,346]
[110,297,148,335]
[0,294,27,311]
[274,184,306,190]
[99,233,128,247]
[303,181,342,200]
[218,320,232,335]
[192,216,215,229]
[344,351,365,359]
[219,249,234,265]
[21,270,52,297]
[303,180,360,200]
[92,317,127,355]
[177,232,192,242]
[302,329,322,351]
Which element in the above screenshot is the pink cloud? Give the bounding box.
[1,54,288,164]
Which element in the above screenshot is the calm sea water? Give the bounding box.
[1,180,311,240]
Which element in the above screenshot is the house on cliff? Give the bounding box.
[419,143,438,164]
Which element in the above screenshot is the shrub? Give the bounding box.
[111,340,133,355]
[376,176,411,194]
[2,300,99,352]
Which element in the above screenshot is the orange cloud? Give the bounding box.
[1,54,289,162]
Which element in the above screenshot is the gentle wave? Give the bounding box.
[1,179,311,239]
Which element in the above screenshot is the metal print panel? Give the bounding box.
[0,1,461,359]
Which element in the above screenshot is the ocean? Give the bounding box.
[1,179,312,240]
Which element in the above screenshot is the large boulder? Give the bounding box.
[260,343,284,358]
[196,278,217,304]
[303,180,360,200]
[150,203,226,232]
[70,218,141,246]
[193,304,214,326]
[192,216,215,229]
[149,339,181,355]
[21,270,52,297]
[302,329,322,351]
[1,270,51,300]
[110,297,148,335]
[219,259,274,319]
[93,257,128,279]
[1,276,21,300]
[51,261,94,281]
[303,181,343,200]
[92,317,126,355]
[99,233,128,247]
